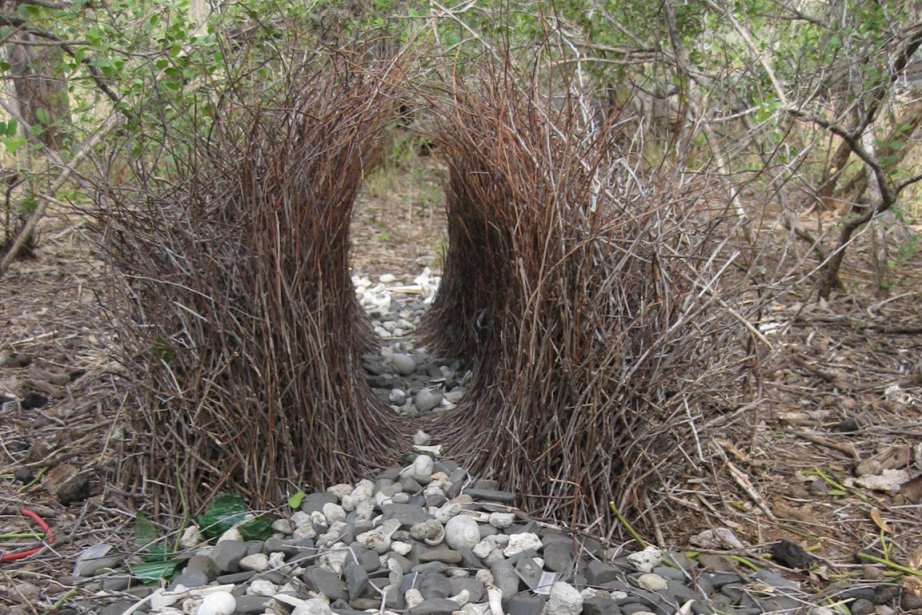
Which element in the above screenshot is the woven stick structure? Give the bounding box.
[99,51,752,533]
[421,72,748,532]
[98,57,410,508]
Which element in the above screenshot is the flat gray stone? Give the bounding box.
[382,503,430,527]
[419,573,451,599]
[464,488,516,502]
[514,556,544,590]
[506,594,547,615]
[491,559,520,598]
[652,566,687,582]
[448,577,486,602]
[419,548,462,564]
[408,598,461,615]
[414,388,443,412]
[235,595,273,614]
[344,561,370,600]
[184,554,220,580]
[583,596,622,615]
[210,540,248,573]
[586,560,620,585]
[215,570,254,584]
[542,539,575,573]
[303,565,348,601]
[100,600,135,615]
[301,492,339,514]
[168,570,208,589]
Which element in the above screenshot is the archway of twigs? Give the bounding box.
[98,54,753,536]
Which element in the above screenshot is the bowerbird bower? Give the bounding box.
[98,52,753,536]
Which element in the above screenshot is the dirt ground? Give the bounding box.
[1,163,921,611]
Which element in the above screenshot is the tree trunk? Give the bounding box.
[7,36,70,150]
[838,99,922,206]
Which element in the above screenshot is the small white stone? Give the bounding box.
[246,578,278,596]
[392,353,417,376]
[391,541,413,556]
[196,591,236,615]
[413,430,431,446]
[405,589,424,609]
[291,598,335,615]
[488,512,515,529]
[352,479,375,500]
[636,573,668,592]
[355,499,375,522]
[321,503,347,524]
[320,543,348,575]
[431,502,462,523]
[547,582,583,615]
[609,590,628,600]
[503,532,542,557]
[268,551,286,568]
[340,493,360,512]
[216,528,242,543]
[356,529,391,554]
[401,454,434,483]
[448,589,471,607]
[310,511,327,526]
[379,273,396,283]
[475,569,494,586]
[180,526,203,549]
[293,524,317,540]
[271,518,294,534]
[626,545,663,573]
[239,553,269,572]
[327,483,353,500]
[290,511,312,529]
[392,493,410,504]
[317,521,350,548]
[472,539,493,559]
[580,588,608,600]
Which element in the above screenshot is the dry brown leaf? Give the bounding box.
[909,545,922,570]
[901,474,922,503]
[903,576,922,600]
[870,507,892,533]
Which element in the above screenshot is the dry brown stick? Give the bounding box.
[794,430,861,461]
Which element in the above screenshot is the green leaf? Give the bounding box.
[150,334,173,361]
[239,517,273,541]
[135,512,170,562]
[34,107,50,126]
[288,490,305,509]
[196,494,248,540]
[128,559,181,583]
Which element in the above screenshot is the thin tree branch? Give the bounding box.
[0,103,118,278]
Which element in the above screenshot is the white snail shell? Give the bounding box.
[196,592,236,615]
[444,514,481,550]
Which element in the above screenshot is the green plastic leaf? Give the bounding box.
[135,513,169,562]
[196,494,248,540]
[288,490,305,510]
[239,517,273,541]
[128,559,181,583]
[150,334,173,361]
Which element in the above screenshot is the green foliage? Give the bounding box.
[196,493,274,542]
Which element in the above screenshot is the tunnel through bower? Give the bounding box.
[104,60,745,534]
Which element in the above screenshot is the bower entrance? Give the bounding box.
[349,127,470,419]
